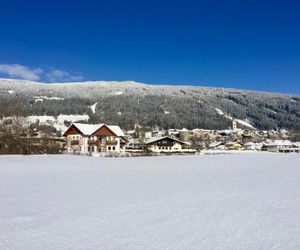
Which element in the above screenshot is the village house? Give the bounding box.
[208,141,226,150]
[278,142,300,153]
[262,140,293,152]
[224,141,243,150]
[63,123,126,155]
[145,136,196,153]
[243,142,263,151]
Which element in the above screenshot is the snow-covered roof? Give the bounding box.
[218,130,233,135]
[208,141,224,148]
[263,140,293,147]
[68,123,124,136]
[179,128,189,132]
[145,136,190,145]
[225,141,241,146]
[107,125,125,137]
[293,142,300,147]
[72,123,103,135]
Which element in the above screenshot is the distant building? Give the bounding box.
[208,141,225,150]
[231,119,237,130]
[243,142,263,151]
[225,141,243,150]
[145,136,196,153]
[262,140,293,152]
[63,123,126,155]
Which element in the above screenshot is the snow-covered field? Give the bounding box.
[0,153,300,250]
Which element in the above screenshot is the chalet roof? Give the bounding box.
[208,141,224,148]
[145,136,190,145]
[108,125,125,137]
[73,123,103,135]
[67,123,125,136]
[293,142,300,147]
[225,141,242,146]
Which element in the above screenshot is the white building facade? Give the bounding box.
[63,123,126,155]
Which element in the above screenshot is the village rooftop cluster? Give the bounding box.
[63,120,300,156]
[1,116,300,155]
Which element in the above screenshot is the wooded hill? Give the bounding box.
[0,78,299,131]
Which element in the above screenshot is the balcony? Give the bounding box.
[105,140,118,145]
[88,140,99,145]
[70,140,79,145]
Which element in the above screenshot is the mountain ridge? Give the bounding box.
[0,78,297,96]
[0,78,299,131]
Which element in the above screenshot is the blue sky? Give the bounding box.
[0,0,300,94]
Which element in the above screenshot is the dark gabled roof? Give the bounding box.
[145,136,190,145]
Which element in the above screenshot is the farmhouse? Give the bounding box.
[63,123,126,155]
[146,136,196,153]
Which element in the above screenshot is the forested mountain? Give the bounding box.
[0,78,299,130]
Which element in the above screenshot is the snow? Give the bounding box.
[215,108,256,129]
[235,119,255,129]
[115,91,123,95]
[34,98,43,102]
[215,108,224,115]
[71,123,104,135]
[208,141,223,148]
[26,115,90,125]
[26,115,56,124]
[90,102,97,114]
[267,108,277,114]
[57,114,89,123]
[69,123,125,136]
[8,90,14,94]
[34,96,64,101]
[108,125,125,136]
[264,140,293,147]
[1,153,300,250]
[53,123,68,133]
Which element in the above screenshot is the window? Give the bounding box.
[88,146,91,152]
[108,146,111,150]
[112,146,116,150]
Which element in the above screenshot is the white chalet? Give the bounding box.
[63,123,126,155]
[145,136,196,153]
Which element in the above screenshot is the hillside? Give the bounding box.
[0,78,299,130]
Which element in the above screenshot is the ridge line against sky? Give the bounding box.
[0,1,300,94]
[1,76,299,97]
